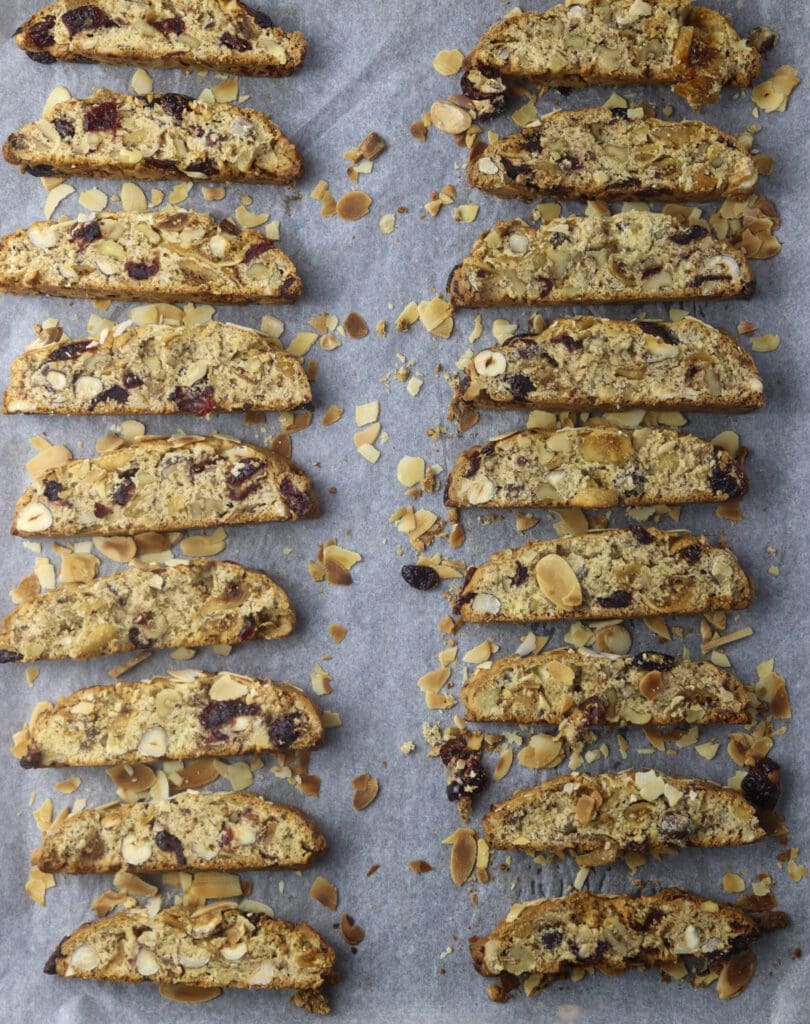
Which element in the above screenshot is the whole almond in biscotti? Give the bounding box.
[14,671,323,768]
[16,1,307,76]
[484,769,765,866]
[452,315,765,414]
[44,904,334,992]
[445,426,747,510]
[4,89,302,185]
[13,434,319,538]
[4,321,312,416]
[454,527,751,623]
[0,560,295,663]
[32,791,326,874]
[0,208,301,305]
[468,106,758,202]
[446,213,753,308]
[461,648,751,728]
[461,0,773,119]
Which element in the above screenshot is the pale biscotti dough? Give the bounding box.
[470,888,759,982]
[447,213,754,308]
[462,0,770,117]
[4,88,302,185]
[468,106,757,202]
[16,1,307,76]
[33,791,326,874]
[0,560,295,663]
[45,904,334,990]
[14,671,323,768]
[455,527,751,623]
[484,770,764,866]
[4,321,312,416]
[0,208,301,305]
[461,648,751,727]
[452,315,765,414]
[13,434,319,537]
[445,426,747,510]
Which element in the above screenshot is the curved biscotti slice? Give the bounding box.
[445,427,747,510]
[14,671,323,768]
[0,208,301,305]
[462,648,751,727]
[468,106,757,201]
[447,213,753,308]
[45,904,334,990]
[484,770,764,866]
[0,560,294,664]
[470,888,759,983]
[33,791,326,874]
[453,315,765,414]
[462,0,768,117]
[16,2,306,76]
[13,434,318,538]
[455,527,751,623]
[4,89,302,185]
[4,321,311,416]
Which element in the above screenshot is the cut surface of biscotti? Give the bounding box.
[0,560,294,663]
[16,2,307,76]
[468,106,757,202]
[452,315,765,414]
[4,89,302,185]
[14,671,323,768]
[462,0,770,117]
[470,888,759,983]
[455,527,751,623]
[4,321,312,416]
[447,213,753,308]
[0,208,301,305]
[445,426,747,510]
[33,791,326,874]
[45,904,334,990]
[484,770,764,866]
[461,648,751,728]
[13,434,318,537]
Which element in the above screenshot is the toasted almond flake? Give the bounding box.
[752,66,800,113]
[408,860,433,874]
[340,914,365,946]
[59,552,100,585]
[717,950,757,1000]
[494,748,514,781]
[722,872,746,894]
[93,536,137,563]
[396,301,420,332]
[168,182,192,204]
[643,615,672,641]
[180,528,227,558]
[107,762,156,797]
[235,205,268,229]
[121,182,148,213]
[211,77,239,102]
[43,85,71,118]
[535,554,582,609]
[397,456,425,488]
[78,187,108,213]
[355,401,380,426]
[336,191,372,221]
[286,331,318,357]
[430,99,472,135]
[43,182,75,219]
[711,430,740,457]
[34,797,53,831]
[185,872,243,904]
[10,572,41,604]
[433,48,464,75]
[419,295,454,333]
[159,985,221,1004]
[321,404,344,427]
[26,442,72,479]
[352,773,379,811]
[214,760,253,792]
[25,867,55,907]
[202,185,226,202]
[751,333,780,352]
[452,204,480,223]
[450,829,477,885]
[492,319,517,344]
[309,876,338,910]
[513,99,538,126]
[357,443,380,463]
[701,626,753,654]
[54,776,81,795]
[344,312,369,339]
[518,734,564,770]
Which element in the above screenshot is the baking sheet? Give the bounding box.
[0,1,807,1021]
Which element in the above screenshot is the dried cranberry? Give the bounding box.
[558,154,582,172]
[658,811,691,844]
[61,6,106,36]
[186,158,218,177]
[446,781,465,802]
[611,176,642,190]
[549,232,569,249]
[155,830,186,865]
[26,50,57,64]
[144,157,179,172]
[220,32,252,51]
[244,239,275,262]
[500,156,532,179]
[540,929,563,949]
[25,163,57,177]
[741,758,781,810]
[227,459,264,501]
[26,16,56,48]
[439,738,468,766]
[239,615,258,641]
[112,475,136,506]
[220,825,234,847]
[151,16,185,35]
[553,332,582,351]
[461,452,481,479]
[280,274,300,299]
[677,544,702,565]
[629,524,653,544]
[268,712,301,748]
[89,384,129,410]
[638,321,676,343]
[190,455,217,476]
[441,738,488,803]
[128,627,150,649]
[401,564,440,591]
[83,102,120,132]
[710,459,747,499]
[52,117,75,139]
[242,3,275,28]
[0,650,22,663]
[20,749,42,768]
[43,480,64,501]
[632,651,676,671]
[511,563,528,587]
[671,225,709,246]
[573,695,606,731]
[123,371,143,389]
[155,93,193,121]
[125,260,160,280]
[43,939,69,975]
[50,339,95,360]
[505,373,534,400]
[200,699,260,740]
[69,221,101,249]
[279,476,312,518]
[535,276,553,298]
[169,384,216,416]
[641,264,663,280]
[597,590,632,609]
[689,273,731,289]
[94,502,110,518]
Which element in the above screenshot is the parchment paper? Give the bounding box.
[0,2,807,1022]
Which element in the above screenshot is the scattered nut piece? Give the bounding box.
[352,773,379,811]
[340,914,365,946]
[752,66,800,113]
[25,866,55,906]
[336,191,372,221]
[450,828,477,885]
[344,312,369,339]
[433,49,464,75]
[430,100,472,135]
[309,876,338,911]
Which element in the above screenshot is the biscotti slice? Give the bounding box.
[33,791,326,874]
[468,106,757,201]
[461,648,750,728]
[453,315,765,414]
[0,208,301,305]
[45,904,334,991]
[4,321,311,416]
[4,89,302,185]
[16,2,307,76]
[470,888,759,984]
[0,560,294,663]
[13,434,318,538]
[445,426,747,510]
[14,671,323,768]
[484,770,763,866]
[447,213,753,308]
[455,527,751,623]
[462,0,769,117]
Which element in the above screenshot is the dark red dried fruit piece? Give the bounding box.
[244,239,275,262]
[186,158,219,177]
[62,6,106,37]
[632,651,676,671]
[540,930,563,949]
[710,458,747,500]
[26,51,57,64]
[169,384,216,416]
[741,757,781,810]
[638,321,677,344]
[657,811,691,844]
[83,102,120,132]
[242,4,275,29]
[26,16,56,48]
[505,373,534,401]
[112,472,136,506]
[123,371,143,389]
[239,615,258,641]
[151,17,185,36]
[25,164,57,177]
[629,524,653,544]
[220,32,252,51]
[553,332,583,351]
[671,225,710,245]
[227,459,265,501]
[535,276,553,298]
[53,117,75,140]
[155,93,193,121]
[597,590,632,609]
[401,564,440,591]
[439,738,468,766]
[125,260,160,280]
[19,748,42,768]
[0,650,22,664]
[279,476,312,518]
[155,830,186,865]
[200,699,260,741]
[50,339,96,361]
[70,221,102,249]
[94,502,110,518]
[440,738,488,803]
[510,563,528,587]
[267,712,301,748]
[144,157,179,173]
[677,543,703,565]
[89,384,129,410]
[128,626,150,649]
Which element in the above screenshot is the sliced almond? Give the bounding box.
[137,726,168,759]
[309,876,338,911]
[450,828,477,885]
[717,950,757,999]
[535,554,582,609]
[352,773,379,810]
[518,734,564,770]
[430,100,471,135]
[16,501,53,534]
[340,914,365,945]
